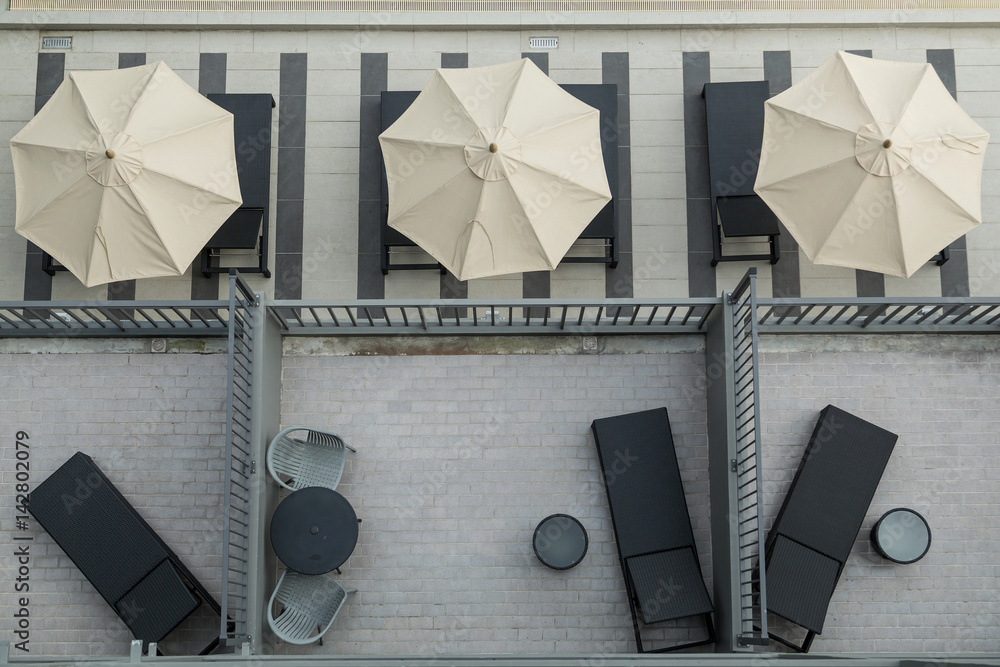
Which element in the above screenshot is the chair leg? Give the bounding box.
[346,444,357,453]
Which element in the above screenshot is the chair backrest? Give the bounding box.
[267,427,349,492]
[703,81,781,238]
[768,405,898,564]
[28,452,169,605]
[591,407,696,559]
[268,571,350,645]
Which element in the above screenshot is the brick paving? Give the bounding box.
[0,352,228,657]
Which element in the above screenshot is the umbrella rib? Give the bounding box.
[15,171,92,225]
[498,62,531,130]
[379,135,469,150]
[118,185,186,273]
[140,166,243,206]
[119,65,162,136]
[139,116,235,148]
[501,181,554,267]
[515,161,611,201]
[518,110,600,142]
[901,162,983,226]
[755,154,860,192]
[387,164,474,223]
[765,104,864,137]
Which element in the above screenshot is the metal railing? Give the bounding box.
[728,269,768,648]
[220,272,258,647]
[0,301,230,336]
[268,299,719,335]
[757,297,1000,333]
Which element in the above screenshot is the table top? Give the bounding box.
[270,486,359,575]
[533,514,588,570]
[871,508,931,564]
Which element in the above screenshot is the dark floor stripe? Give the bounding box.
[440,53,469,313]
[604,52,633,299]
[683,52,714,297]
[522,52,551,307]
[358,53,387,300]
[107,53,146,305]
[928,48,970,298]
[191,53,228,301]
[763,51,800,301]
[275,53,307,300]
[23,53,64,301]
[844,50,885,297]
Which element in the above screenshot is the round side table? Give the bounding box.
[270,486,359,575]
[870,508,931,564]
[533,514,588,570]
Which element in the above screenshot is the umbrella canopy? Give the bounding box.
[11,61,242,287]
[379,58,612,281]
[754,51,989,278]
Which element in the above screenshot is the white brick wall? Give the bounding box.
[278,350,711,655]
[758,335,1000,653]
[0,351,228,657]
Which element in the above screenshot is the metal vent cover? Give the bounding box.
[529,36,558,48]
[41,36,72,49]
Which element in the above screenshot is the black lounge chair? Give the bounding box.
[702,81,780,266]
[764,405,897,652]
[591,407,714,652]
[379,84,619,274]
[28,452,223,654]
[201,93,276,278]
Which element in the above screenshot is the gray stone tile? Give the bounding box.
[856,270,885,297]
[359,95,382,149]
[198,53,227,96]
[275,253,303,300]
[927,49,957,98]
[686,198,714,255]
[280,53,308,96]
[118,52,146,69]
[846,49,873,58]
[684,145,710,199]
[275,200,304,254]
[278,95,307,148]
[939,245,970,298]
[277,147,305,201]
[360,52,388,96]
[357,199,382,257]
[441,53,468,69]
[602,52,630,96]
[521,51,548,74]
[35,52,65,100]
[763,51,792,96]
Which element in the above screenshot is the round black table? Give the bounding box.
[870,508,931,564]
[533,514,588,570]
[270,486,359,575]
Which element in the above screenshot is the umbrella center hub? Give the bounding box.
[465,127,522,182]
[855,122,913,177]
[86,132,143,187]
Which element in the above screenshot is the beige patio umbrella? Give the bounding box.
[10,61,242,287]
[379,58,612,281]
[754,51,989,278]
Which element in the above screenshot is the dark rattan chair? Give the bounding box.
[591,407,715,653]
[27,452,223,654]
[702,81,781,265]
[764,405,898,652]
[201,93,276,278]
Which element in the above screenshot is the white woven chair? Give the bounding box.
[266,427,355,492]
[266,570,356,645]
